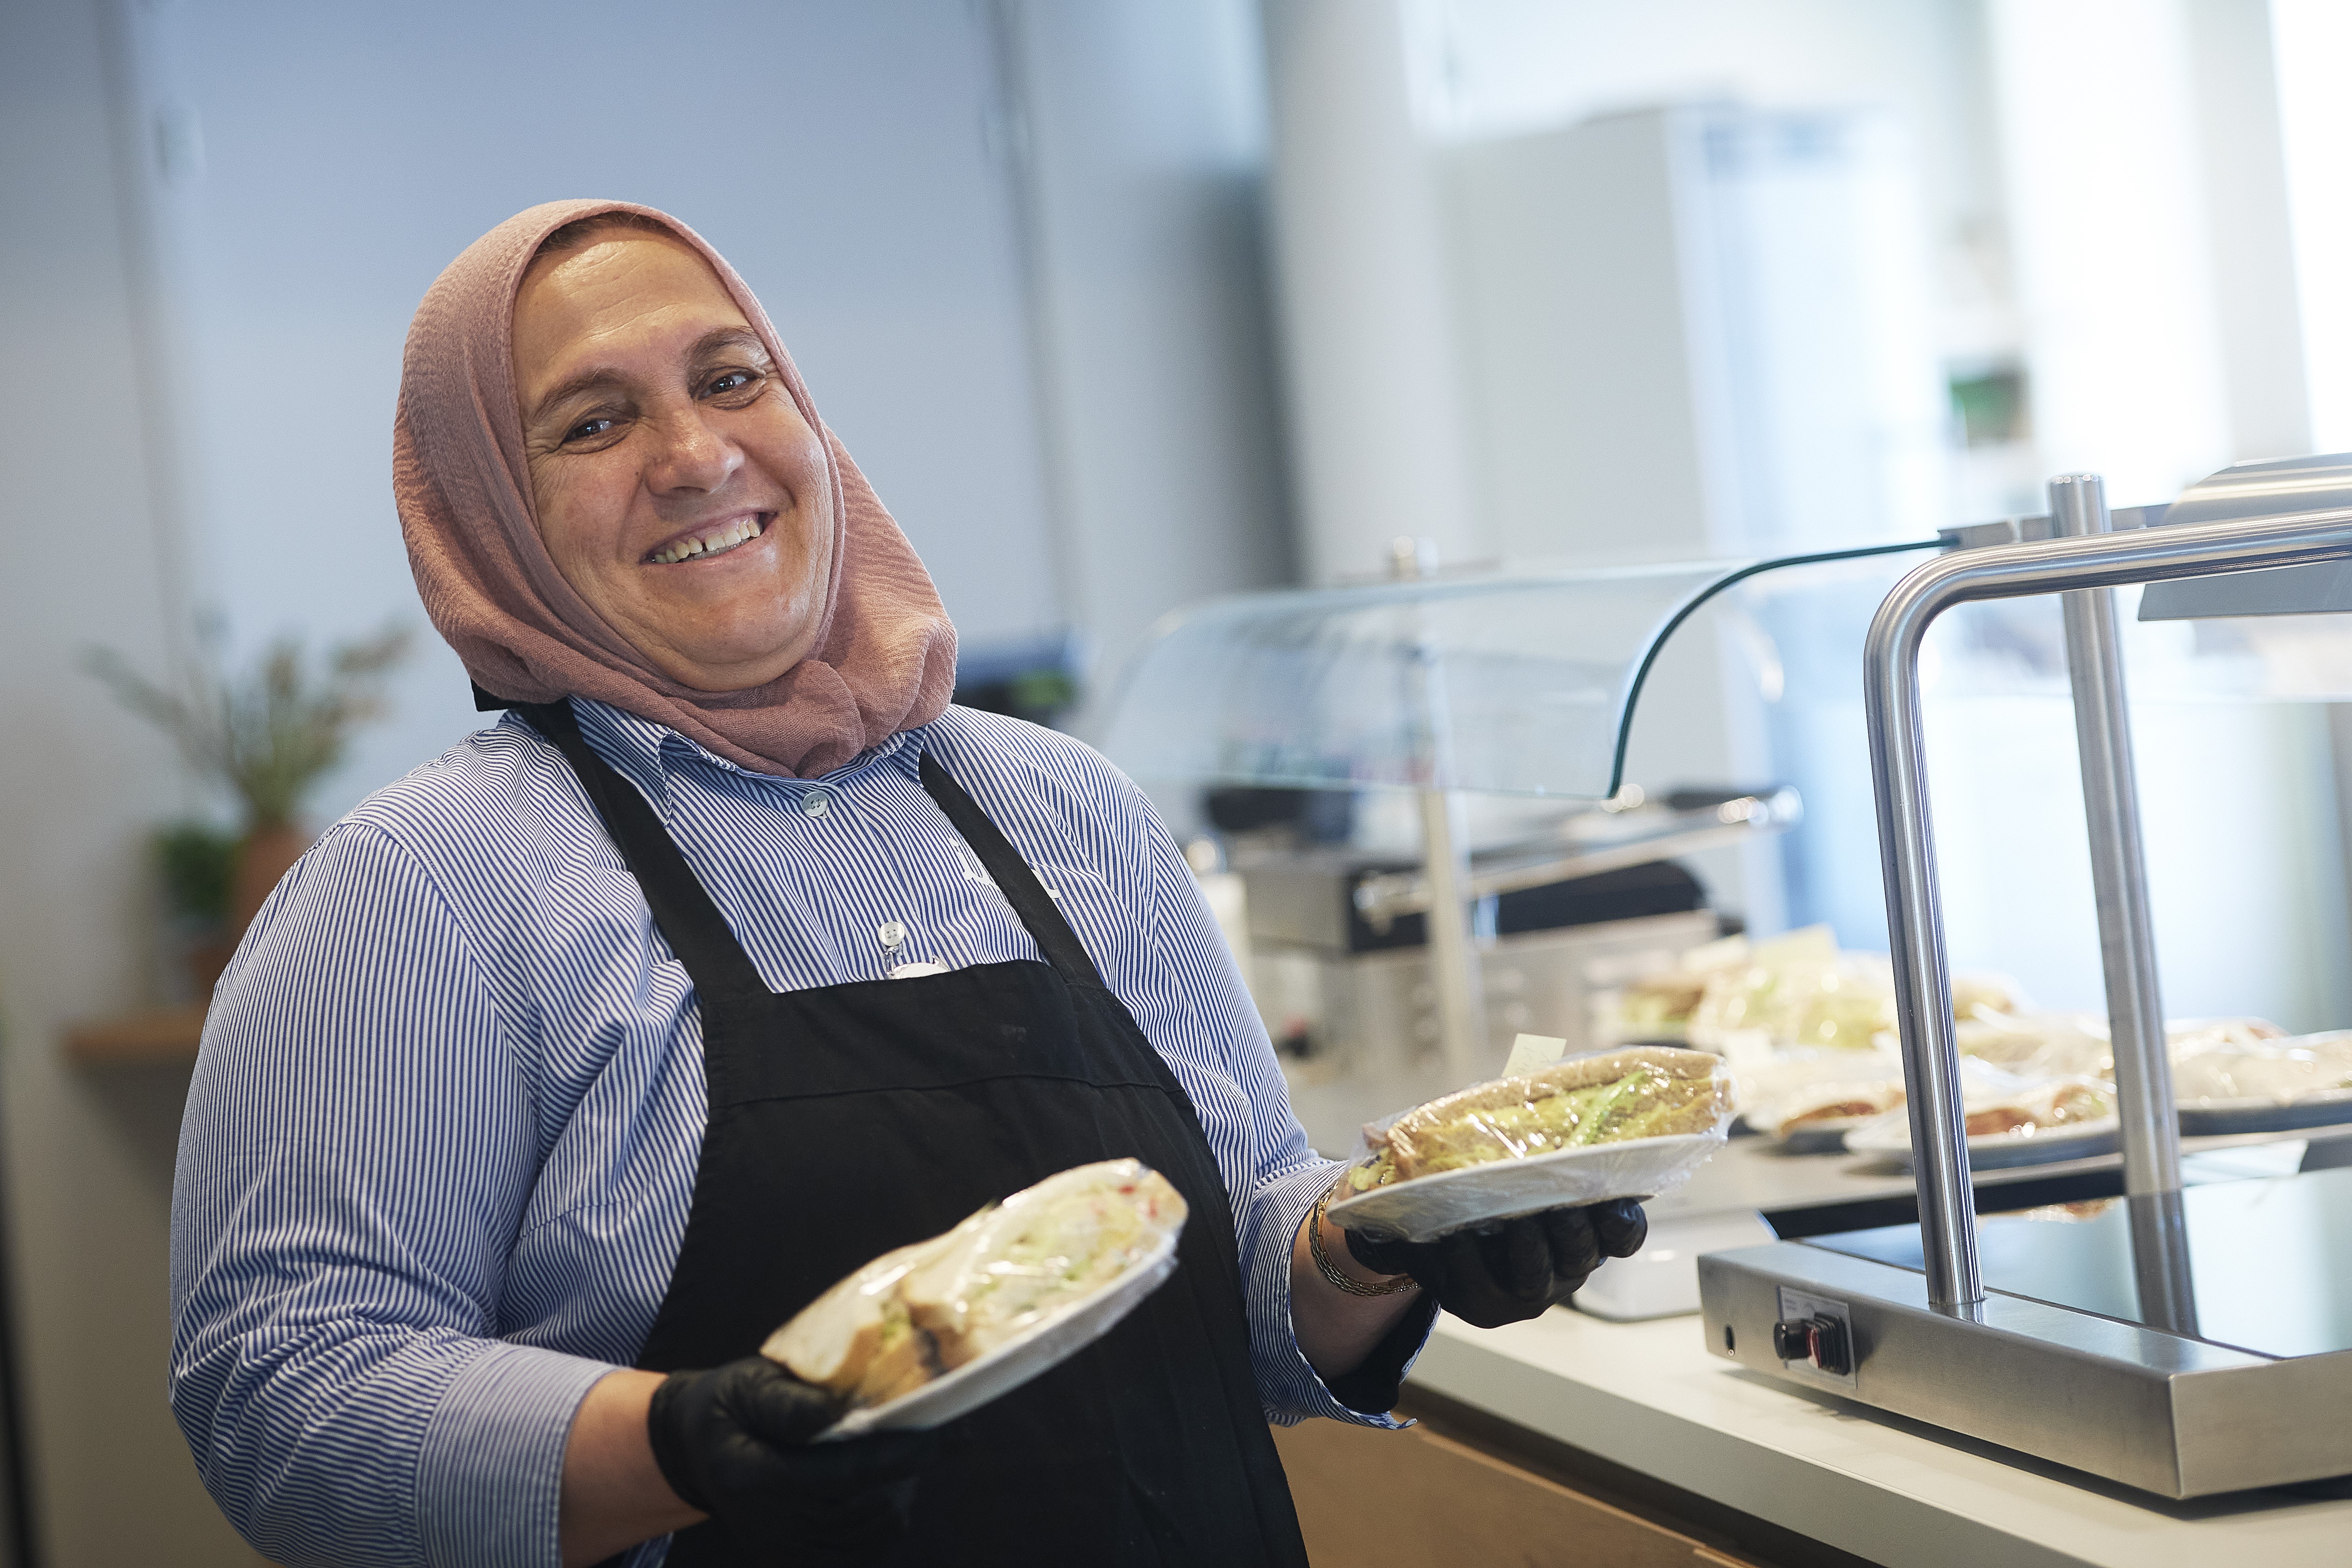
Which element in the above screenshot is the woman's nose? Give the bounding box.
[645,405,741,493]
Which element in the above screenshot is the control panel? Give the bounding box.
[1773,1286,1858,1389]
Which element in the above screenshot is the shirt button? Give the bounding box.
[800,788,833,819]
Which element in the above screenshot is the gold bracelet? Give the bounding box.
[1309,1188,1418,1297]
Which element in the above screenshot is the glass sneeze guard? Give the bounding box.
[1101,559,1752,802]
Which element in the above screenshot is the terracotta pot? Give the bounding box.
[230,821,311,933]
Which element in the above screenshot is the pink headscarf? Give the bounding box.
[394,199,957,779]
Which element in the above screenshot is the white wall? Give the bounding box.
[1985,0,2232,504]
[2192,0,2310,461]
[2272,0,2352,453]
[1259,0,1484,584]
[1406,0,2004,363]
[997,0,1296,734]
[0,4,266,1561]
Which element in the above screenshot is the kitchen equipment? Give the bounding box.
[1702,459,2352,1498]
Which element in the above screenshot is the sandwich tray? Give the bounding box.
[817,1227,1181,1440]
[1773,1116,1878,1156]
[1325,1130,1726,1244]
[1844,1112,2120,1171]
[2177,1089,2352,1137]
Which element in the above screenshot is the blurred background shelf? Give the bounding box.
[63,1005,205,1066]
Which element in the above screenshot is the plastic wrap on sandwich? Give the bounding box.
[2175,1030,2352,1105]
[1746,1068,1909,1148]
[1844,1069,2117,1167]
[763,1159,1186,1429]
[1328,1048,1733,1241]
[1955,1011,2287,1083]
[1631,925,2022,1063]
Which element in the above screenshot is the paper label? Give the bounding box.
[1503,1032,1569,1078]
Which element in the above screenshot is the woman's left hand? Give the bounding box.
[1343,1199,1648,1329]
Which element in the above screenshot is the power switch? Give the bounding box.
[1805,1314,1851,1375]
[1773,1287,1857,1387]
[1771,1314,1852,1375]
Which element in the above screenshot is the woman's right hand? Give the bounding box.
[645,1358,940,1561]
[1343,1198,1649,1329]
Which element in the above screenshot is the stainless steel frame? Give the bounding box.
[1703,463,2352,1497]
[1700,1226,2352,1497]
[1860,482,2352,1308]
[2049,475,2178,1203]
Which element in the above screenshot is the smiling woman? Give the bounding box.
[512,220,836,691]
[391,199,955,779]
[167,199,1614,1568]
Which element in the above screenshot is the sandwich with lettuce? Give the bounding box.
[763,1159,1187,1413]
[1347,1046,1730,1192]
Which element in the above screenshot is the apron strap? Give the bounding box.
[515,700,768,1000]
[919,752,1106,989]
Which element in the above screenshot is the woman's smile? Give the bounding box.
[644,510,773,566]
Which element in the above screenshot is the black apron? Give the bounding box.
[518,703,1309,1568]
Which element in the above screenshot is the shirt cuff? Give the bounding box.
[417,1341,620,1568]
[1245,1160,1430,1430]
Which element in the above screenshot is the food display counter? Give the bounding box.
[1111,455,2352,1557]
[1275,1132,2352,1567]
[1381,1302,2352,1568]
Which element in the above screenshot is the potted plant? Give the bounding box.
[84,622,413,948]
[152,819,240,997]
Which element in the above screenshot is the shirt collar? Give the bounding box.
[556,698,926,813]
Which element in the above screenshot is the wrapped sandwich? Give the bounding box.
[1773,1082,1907,1137]
[1608,968,1715,1043]
[1961,1077,2112,1138]
[2174,1029,2352,1106]
[1346,1046,1731,1192]
[763,1159,1187,1416]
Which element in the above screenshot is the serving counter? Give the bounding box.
[1274,1130,2352,1566]
[1123,461,2352,1553]
[1368,1304,2352,1568]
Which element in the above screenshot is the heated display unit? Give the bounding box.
[1113,452,2352,1500]
[1700,456,2352,1497]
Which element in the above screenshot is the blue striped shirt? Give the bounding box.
[169,700,1410,1568]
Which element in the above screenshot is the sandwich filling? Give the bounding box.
[1350,1048,1730,1191]
[763,1159,1187,1410]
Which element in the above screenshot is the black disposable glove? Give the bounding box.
[1345,1198,1649,1330]
[645,1356,941,1564]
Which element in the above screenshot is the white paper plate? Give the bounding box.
[1845,1112,2120,1171]
[816,1229,1181,1440]
[1324,1130,1727,1245]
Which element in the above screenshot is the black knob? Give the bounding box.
[1771,1318,1811,1360]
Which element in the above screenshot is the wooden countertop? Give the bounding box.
[1408,1306,2352,1568]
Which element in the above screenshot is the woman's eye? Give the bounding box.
[707,370,759,397]
[564,416,615,443]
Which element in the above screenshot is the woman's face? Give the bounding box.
[513,230,833,692]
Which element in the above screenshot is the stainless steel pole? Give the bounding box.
[1418,788,1487,1074]
[1393,536,1488,1074]
[2050,474,2182,1197]
[1864,564,1983,1311]
[2126,1191,2200,1337]
[1861,497,2352,1311]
